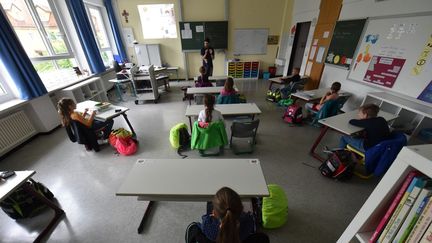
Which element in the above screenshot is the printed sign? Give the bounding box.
[411,34,432,76]
[363,56,406,88]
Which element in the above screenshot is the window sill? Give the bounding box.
[46,67,114,93]
[0,99,28,115]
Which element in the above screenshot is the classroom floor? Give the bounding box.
[0,79,380,243]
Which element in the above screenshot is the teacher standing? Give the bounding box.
[201,38,215,76]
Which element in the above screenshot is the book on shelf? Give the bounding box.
[406,196,432,243]
[398,196,431,243]
[369,171,419,243]
[382,177,429,243]
[420,222,432,243]
[394,186,432,243]
[379,176,422,242]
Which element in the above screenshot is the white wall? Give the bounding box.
[288,0,432,111]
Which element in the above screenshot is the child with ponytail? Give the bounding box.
[198,95,224,127]
[186,187,256,243]
[57,98,113,139]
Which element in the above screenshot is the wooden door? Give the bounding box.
[304,0,342,90]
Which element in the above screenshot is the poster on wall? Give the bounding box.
[348,14,432,104]
[363,56,406,88]
[418,80,432,103]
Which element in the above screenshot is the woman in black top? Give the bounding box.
[339,104,390,152]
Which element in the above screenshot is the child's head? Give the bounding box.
[292,67,300,75]
[212,187,243,243]
[204,95,215,122]
[199,66,206,75]
[224,77,235,92]
[57,98,76,126]
[358,104,380,119]
[204,38,210,48]
[331,82,341,93]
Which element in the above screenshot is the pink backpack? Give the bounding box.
[115,137,137,156]
[283,104,303,124]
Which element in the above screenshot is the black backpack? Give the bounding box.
[177,127,190,158]
[319,150,356,180]
[0,179,54,219]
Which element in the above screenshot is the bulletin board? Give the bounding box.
[348,13,432,103]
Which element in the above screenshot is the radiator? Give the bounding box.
[0,111,37,156]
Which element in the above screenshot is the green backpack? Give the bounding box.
[262,184,288,229]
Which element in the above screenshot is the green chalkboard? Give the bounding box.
[179,21,228,50]
[325,19,367,69]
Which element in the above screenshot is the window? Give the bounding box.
[0,60,16,103]
[0,0,79,91]
[137,4,177,39]
[86,5,113,67]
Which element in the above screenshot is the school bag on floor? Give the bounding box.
[319,149,356,180]
[266,87,282,102]
[283,104,303,124]
[0,179,54,219]
[262,184,288,229]
[169,123,190,158]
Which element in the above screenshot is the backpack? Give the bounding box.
[169,123,190,158]
[283,104,303,124]
[266,87,282,102]
[262,184,288,229]
[319,149,356,180]
[0,179,54,219]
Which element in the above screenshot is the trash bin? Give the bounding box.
[268,66,276,78]
[263,72,271,80]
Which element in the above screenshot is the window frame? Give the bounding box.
[22,0,75,66]
[0,62,15,103]
[85,3,114,66]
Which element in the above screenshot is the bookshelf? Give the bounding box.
[362,92,432,144]
[59,77,108,103]
[227,61,260,80]
[337,144,432,243]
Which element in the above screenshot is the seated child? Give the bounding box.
[185,187,255,243]
[57,98,114,139]
[280,67,301,97]
[305,81,341,113]
[339,104,390,152]
[220,77,236,96]
[195,66,213,88]
[198,94,224,128]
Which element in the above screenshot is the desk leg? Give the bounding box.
[251,115,255,120]
[137,201,154,234]
[309,126,329,162]
[22,182,65,242]
[188,116,192,132]
[121,113,136,138]
[268,81,273,90]
[115,83,124,102]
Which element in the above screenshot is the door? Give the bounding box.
[287,22,311,75]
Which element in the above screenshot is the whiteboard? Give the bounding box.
[234,29,268,55]
[348,14,432,102]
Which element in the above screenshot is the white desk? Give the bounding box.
[0,171,64,242]
[310,110,398,161]
[166,67,179,82]
[76,101,136,137]
[185,103,262,129]
[291,88,351,102]
[116,158,269,233]
[268,75,309,90]
[193,75,228,81]
[186,86,240,104]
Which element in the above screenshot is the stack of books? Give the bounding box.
[370,171,432,243]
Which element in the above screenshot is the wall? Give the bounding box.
[288,0,432,111]
[116,0,294,79]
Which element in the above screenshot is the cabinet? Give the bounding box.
[59,77,108,103]
[337,145,432,243]
[134,44,162,67]
[362,92,432,144]
[227,61,260,80]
